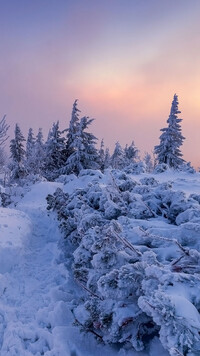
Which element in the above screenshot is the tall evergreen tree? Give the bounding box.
[65,116,99,175]
[0,147,6,171]
[65,99,80,159]
[0,115,9,171]
[111,142,125,169]
[124,141,139,165]
[44,121,66,180]
[104,147,111,169]
[154,94,185,168]
[34,128,45,175]
[143,152,154,173]
[99,139,105,171]
[0,115,9,147]
[26,128,35,172]
[10,124,26,179]
[26,128,35,158]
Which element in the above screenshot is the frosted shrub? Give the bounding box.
[47,169,200,355]
[178,162,196,174]
[154,163,169,173]
[124,161,146,174]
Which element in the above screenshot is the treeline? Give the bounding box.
[0,94,195,184]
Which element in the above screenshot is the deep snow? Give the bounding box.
[1,171,200,355]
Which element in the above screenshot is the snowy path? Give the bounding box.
[0,182,169,356]
[0,183,73,355]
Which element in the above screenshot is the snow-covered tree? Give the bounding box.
[65,115,99,175]
[25,128,35,173]
[0,115,9,171]
[0,115,9,147]
[44,121,66,180]
[154,94,185,168]
[99,139,105,171]
[0,147,7,176]
[144,152,154,173]
[111,142,125,169]
[65,99,80,159]
[124,141,139,165]
[104,147,111,169]
[10,124,26,179]
[34,128,45,175]
[26,128,35,158]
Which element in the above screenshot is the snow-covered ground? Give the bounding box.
[1,171,200,355]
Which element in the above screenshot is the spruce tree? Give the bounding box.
[104,147,111,169]
[154,94,185,168]
[65,116,99,175]
[65,99,80,159]
[0,115,9,171]
[124,141,139,165]
[10,124,26,179]
[26,128,35,173]
[99,139,105,171]
[111,142,125,169]
[144,152,154,173]
[0,115,9,147]
[34,128,45,175]
[44,121,66,180]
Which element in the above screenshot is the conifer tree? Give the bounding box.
[124,141,139,165]
[34,128,45,175]
[0,147,6,171]
[65,116,99,175]
[0,115,9,171]
[104,147,111,169]
[144,152,154,173]
[111,142,125,169]
[26,128,35,158]
[65,99,80,159]
[26,128,35,172]
[10,124,26,179]
[44,121,66,180]
[99,139,105,171]
[0,115,9,147]
[154,94,185,168]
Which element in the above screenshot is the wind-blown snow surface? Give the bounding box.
[1,171,200,355]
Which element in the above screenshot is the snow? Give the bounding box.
[0,207,32,273]
[0,207,31,248]
[0,182,75,355]
[17,181,62,210]
[169,295,200,328]
[141,171,200,197]
[0,180,153,355]
[1,170,200,355]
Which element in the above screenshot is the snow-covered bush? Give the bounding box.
[55,173,77,184]
[124,161,146,174]
[178,162,196,174]
[154,163,169,173]
[47,170,200,355]
[140,177,159,187]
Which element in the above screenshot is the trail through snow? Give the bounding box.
[0,182,73,355]
[0,181,169,356]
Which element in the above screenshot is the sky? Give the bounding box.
[0,0,200,166]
